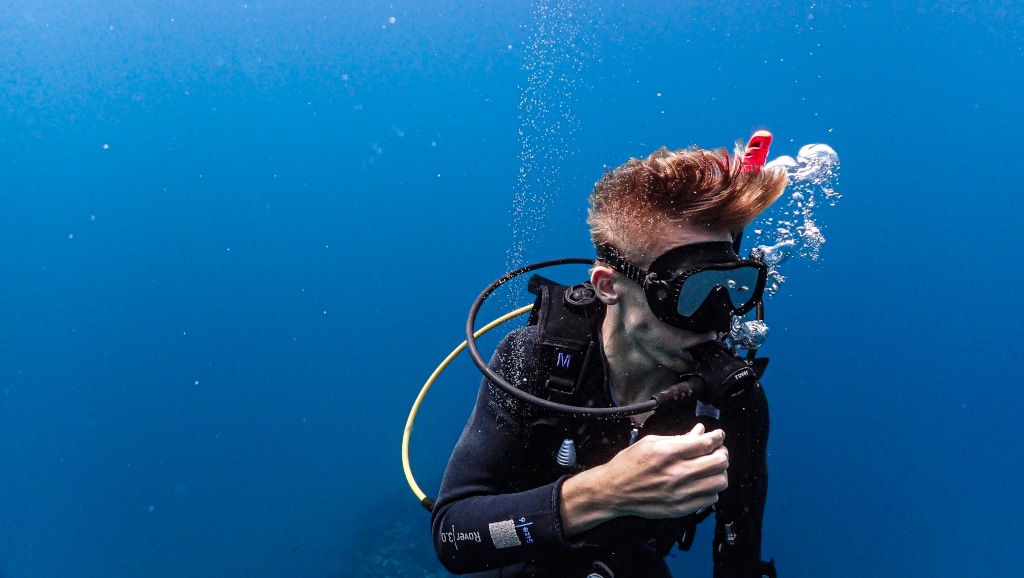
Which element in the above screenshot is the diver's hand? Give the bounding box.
[558,423,728,537]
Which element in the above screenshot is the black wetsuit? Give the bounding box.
[431,325,771,578]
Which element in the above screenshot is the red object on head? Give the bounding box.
[741,130,773,173]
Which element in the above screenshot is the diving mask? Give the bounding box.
[596,241,767,333]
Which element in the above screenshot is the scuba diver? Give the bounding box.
[429,133,786,577]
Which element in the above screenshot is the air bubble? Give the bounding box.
[506,0,588,298]
[748,144,841,295]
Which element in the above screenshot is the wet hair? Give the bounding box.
[587,144,788,267]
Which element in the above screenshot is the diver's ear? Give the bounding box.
[590,266,620,305]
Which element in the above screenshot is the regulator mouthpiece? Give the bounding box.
[687,340,759,409]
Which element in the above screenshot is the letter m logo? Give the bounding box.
[556,352,573,369]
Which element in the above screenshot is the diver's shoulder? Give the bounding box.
[494,325,541,358]
[486,326,543,396]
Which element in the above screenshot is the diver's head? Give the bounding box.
[587,145,785,375]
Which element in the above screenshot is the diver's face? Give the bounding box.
[611,226,733,372]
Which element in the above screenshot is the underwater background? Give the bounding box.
[2,1,1022,576]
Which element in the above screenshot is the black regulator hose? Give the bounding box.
[465,257,659,419]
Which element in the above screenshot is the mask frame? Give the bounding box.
[596,241,768,333]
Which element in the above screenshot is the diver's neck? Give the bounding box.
[600,320,677,408]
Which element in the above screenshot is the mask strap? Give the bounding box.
[595,244,649,286]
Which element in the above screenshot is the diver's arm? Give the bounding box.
[430,329,579,574]
[559,423,730,536]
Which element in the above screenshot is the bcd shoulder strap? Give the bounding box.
[525,274,602,403]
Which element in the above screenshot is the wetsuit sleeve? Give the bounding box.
[712,380,772,578]
[430,328,578,575]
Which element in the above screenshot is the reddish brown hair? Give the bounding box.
[587,144,787,265]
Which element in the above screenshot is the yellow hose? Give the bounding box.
[402,304,535,510]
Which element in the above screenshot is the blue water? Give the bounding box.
[2,1,1022,576]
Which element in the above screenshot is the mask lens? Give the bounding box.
[676,266,762,317]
